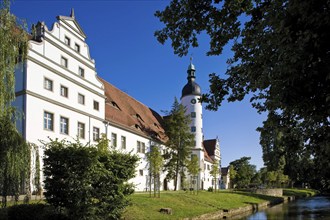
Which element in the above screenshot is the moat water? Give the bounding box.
[238,196,330,220]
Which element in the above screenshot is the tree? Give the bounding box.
[155,0,330,191]
[0,114,30,207]
[228,165,236,189]
[163,97,195,191]
[0,1,30,206]
[0,0,28,117]
[210,159,219,192]
[146,145,164,197]
[43,138,139,219]
[186,154,200,193]
[229,157,256,188]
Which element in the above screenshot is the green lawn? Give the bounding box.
[122,190,281,220]
[0,189,317,220]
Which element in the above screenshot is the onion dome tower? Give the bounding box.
[181,58,204,164]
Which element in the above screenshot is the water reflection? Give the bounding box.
[239,196,330,220]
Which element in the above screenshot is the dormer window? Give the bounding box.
[111,101,121,110]
[64,36,70,46]
[75,43,80,53]
[135,113,144,122]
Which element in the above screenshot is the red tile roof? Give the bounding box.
[98,77,166,142]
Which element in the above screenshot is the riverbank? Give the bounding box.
[0,189,316,219]
[122,189,317,219]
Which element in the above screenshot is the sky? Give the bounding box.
[10,0,266,170]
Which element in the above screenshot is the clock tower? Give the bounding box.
[181,59,204,169]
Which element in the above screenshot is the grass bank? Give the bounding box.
[283,188,318,197]
[0,188,317,220]
[122,190,282,220]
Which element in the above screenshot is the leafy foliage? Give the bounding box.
[163,98,195,190]
[229,157,256,188]
[0,0,28,117]
[210,159,219,192]
[7,204,69,220]
[146,145,164,197]
[155,0,330,191]
[0,114,30,208]
[43,139,139,220]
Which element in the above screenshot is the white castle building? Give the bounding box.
[13,10,221,192]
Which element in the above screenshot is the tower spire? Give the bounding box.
[70,8,75,18]
[187,57,196,81]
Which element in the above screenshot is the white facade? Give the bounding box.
[13,11,174,192]
[13,11,220,193]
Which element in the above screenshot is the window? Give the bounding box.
[44,78,53,91]
[191,126,196,132]
[121,136,126,149]
[78,67,85,77]
[64,36,70,46]
[93,101,99,111]
[75,43,80,53]
[60,85,68,97]
[60,117,69,135]
[78,93,85,105]
[93,127,100,141]
[139,169,143,176]
[111,133,117,148]
[61,56,68,68]
[44,111,54,131]
[191,112,196,118]
[137,141,145,153]
[137,141,141,153]
[141,142,146,154]
[77,122,85,139]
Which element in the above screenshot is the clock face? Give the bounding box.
[191,99,196,104]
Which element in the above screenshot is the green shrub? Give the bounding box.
[207,187,213,192]
[6,204,69,220]
[43,139,139,220]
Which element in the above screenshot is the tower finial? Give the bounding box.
[190,54,193,64]
[70,8,75,18]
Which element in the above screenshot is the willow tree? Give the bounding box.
[0,115,30,207]
[0,0,28,116]
[0,0,29,207]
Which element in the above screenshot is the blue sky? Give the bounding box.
[11,0,266,169]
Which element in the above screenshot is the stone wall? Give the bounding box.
[254,188,283,197]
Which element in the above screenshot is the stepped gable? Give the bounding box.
[203,143,214,163]
[98,77,166,142]
[203,139,217,158]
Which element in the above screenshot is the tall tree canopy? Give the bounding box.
[229,157,256,188]
[155,0,330,191]
[163,97,195,191]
